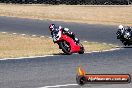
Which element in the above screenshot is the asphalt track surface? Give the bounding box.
[0,16,132,88]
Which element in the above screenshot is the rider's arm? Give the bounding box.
[62,27,75,38]
[63,28,69,31]
[51,31,53,36]
[51,31,54,38]
[61,28,69,33]
[62,28,71,34]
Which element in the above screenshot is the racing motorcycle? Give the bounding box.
[51,29,84,55]
[116,29,126,43]
[123,31,132,46]
[116,29,124,40]
[116,29,132,46]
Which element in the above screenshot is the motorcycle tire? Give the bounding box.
[59,41,72,55]
[117,35,121,39]
[78,43,85,54]
[123,41,128,46]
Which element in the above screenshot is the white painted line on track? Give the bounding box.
[1,32,7,34]
[85,47,121,54]
[49,37,52,38]
[40,36,45,38]
[102,43,107,45]
[13,33,17,35]
[21,34,26,36]
[0,55,54,61]
[108,43,112,45]
[0,48,121,60]
[38,84,78,88]
[32,35,36,37]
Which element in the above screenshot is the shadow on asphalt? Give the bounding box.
[122,47,132,48]
[53,53,69,56]
[116,46,132,48]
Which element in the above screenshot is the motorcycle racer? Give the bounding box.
[124,26,132,39]
[117,25,125,36]
[49,24,79,43]
[118,25,125,34]
[116,25,132,46]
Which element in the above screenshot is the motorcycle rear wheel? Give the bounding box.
[78,43,85,54]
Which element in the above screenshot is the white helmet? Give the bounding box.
[118,25,124,29]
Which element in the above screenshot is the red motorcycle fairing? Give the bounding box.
[60,35,81,53]
[53,29,81,53]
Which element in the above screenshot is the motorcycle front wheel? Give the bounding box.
[59,41,72,55]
